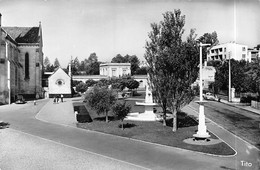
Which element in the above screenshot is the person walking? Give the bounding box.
[61,94,64,102]
[53,96,56,104]
[56,95,59,103]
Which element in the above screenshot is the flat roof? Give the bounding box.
[100,63,131,66]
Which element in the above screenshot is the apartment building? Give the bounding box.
[207,42,249,62]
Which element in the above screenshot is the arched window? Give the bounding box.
[25,52,29,79]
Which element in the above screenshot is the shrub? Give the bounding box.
[240,95,258,103]
[112,101,131,130]
[85,86,116,123]
[74,105,92,123]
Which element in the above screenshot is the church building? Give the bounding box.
[0,14,43,104]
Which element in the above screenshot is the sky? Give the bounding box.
[0,0,259,67]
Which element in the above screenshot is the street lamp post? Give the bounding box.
[193,42,211,139]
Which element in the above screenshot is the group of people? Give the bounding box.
[53,94,64,104]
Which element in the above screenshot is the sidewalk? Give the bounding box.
[219,99,260,115]
[35,97,260,169]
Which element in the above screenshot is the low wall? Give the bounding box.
[49,94,72,98]
[251,100,260,110]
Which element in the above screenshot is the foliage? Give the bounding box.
[96,78,110,87]
[72,80,82,87]
[84,86,117,123]
[111,54,140,75]
[112,101,131,130]
[126,79,139,90]
[86,61,100,75]
[145,10,199,131]
[85,79,97,87]
[67,53,99,75]
[88,53,98,63]
[197,31,219,61]
[54,58,60,68]
[214,59,260,94]
[111,54,127,63]
[75,82,88,93]
[135,67,148,75]
[43,56,55,72]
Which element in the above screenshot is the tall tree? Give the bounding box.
[54,58,60,68]
[43,56,50,68]
[43,56,55,72]
[86,61,100,75]
[88,53,98,64]
[111,54,127,63]
[145,10,199,131]
[128,55,140,75]
[198,31,219,61]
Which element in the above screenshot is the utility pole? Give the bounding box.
[193,42,211,139]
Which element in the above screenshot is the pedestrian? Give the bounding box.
[56,95,59,103]
[61,94,64,102]
[53,96,56,104]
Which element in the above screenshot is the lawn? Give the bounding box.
[75,93,236,156]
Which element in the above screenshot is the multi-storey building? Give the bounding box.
[207,42,249,62]
[248,47,259,62]
[0,14,43,104]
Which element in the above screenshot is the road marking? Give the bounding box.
[186,105,260,151]
[8,128,150,170]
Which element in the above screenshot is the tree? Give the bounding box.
[43,56,50,68]
[111,54,127,63]
[126,79,139,95]
[198,31,219,61]
[135,67,148,75]
[85,79,97,88]
[256,44,260,50]
[214,59,247,94]
[85,86,117,123]
[128,55,140,75]
[88,53,98,64]
[75,82,88,93]
[112,101,131,130]
[43,56,55,72]
[86,61,100,75]
[145,10,199,131]
[54,58,60,68]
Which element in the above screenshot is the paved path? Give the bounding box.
[0,98,259,169]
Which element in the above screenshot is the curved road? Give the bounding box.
[0,99,259,170]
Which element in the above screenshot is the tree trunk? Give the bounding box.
[106,111,108,123]
[172,108,177,132]
[162,107,167,126]
[163,113,166,126]
[121,120,124,130]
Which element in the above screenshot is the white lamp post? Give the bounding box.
[193,42,211,139]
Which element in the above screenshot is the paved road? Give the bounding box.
[188,100,260,149]
[0,99,259,170]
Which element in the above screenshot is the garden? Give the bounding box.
[74,90,236,156]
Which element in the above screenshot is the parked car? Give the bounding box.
[203,92,218,101]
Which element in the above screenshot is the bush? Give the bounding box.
[74,105,92,123]
[240,95,258,103]
[112,101,131,130]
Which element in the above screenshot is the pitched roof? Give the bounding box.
[2,27,40,43]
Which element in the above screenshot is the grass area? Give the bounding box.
[76,95,236,156]
[200,102,260,150]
